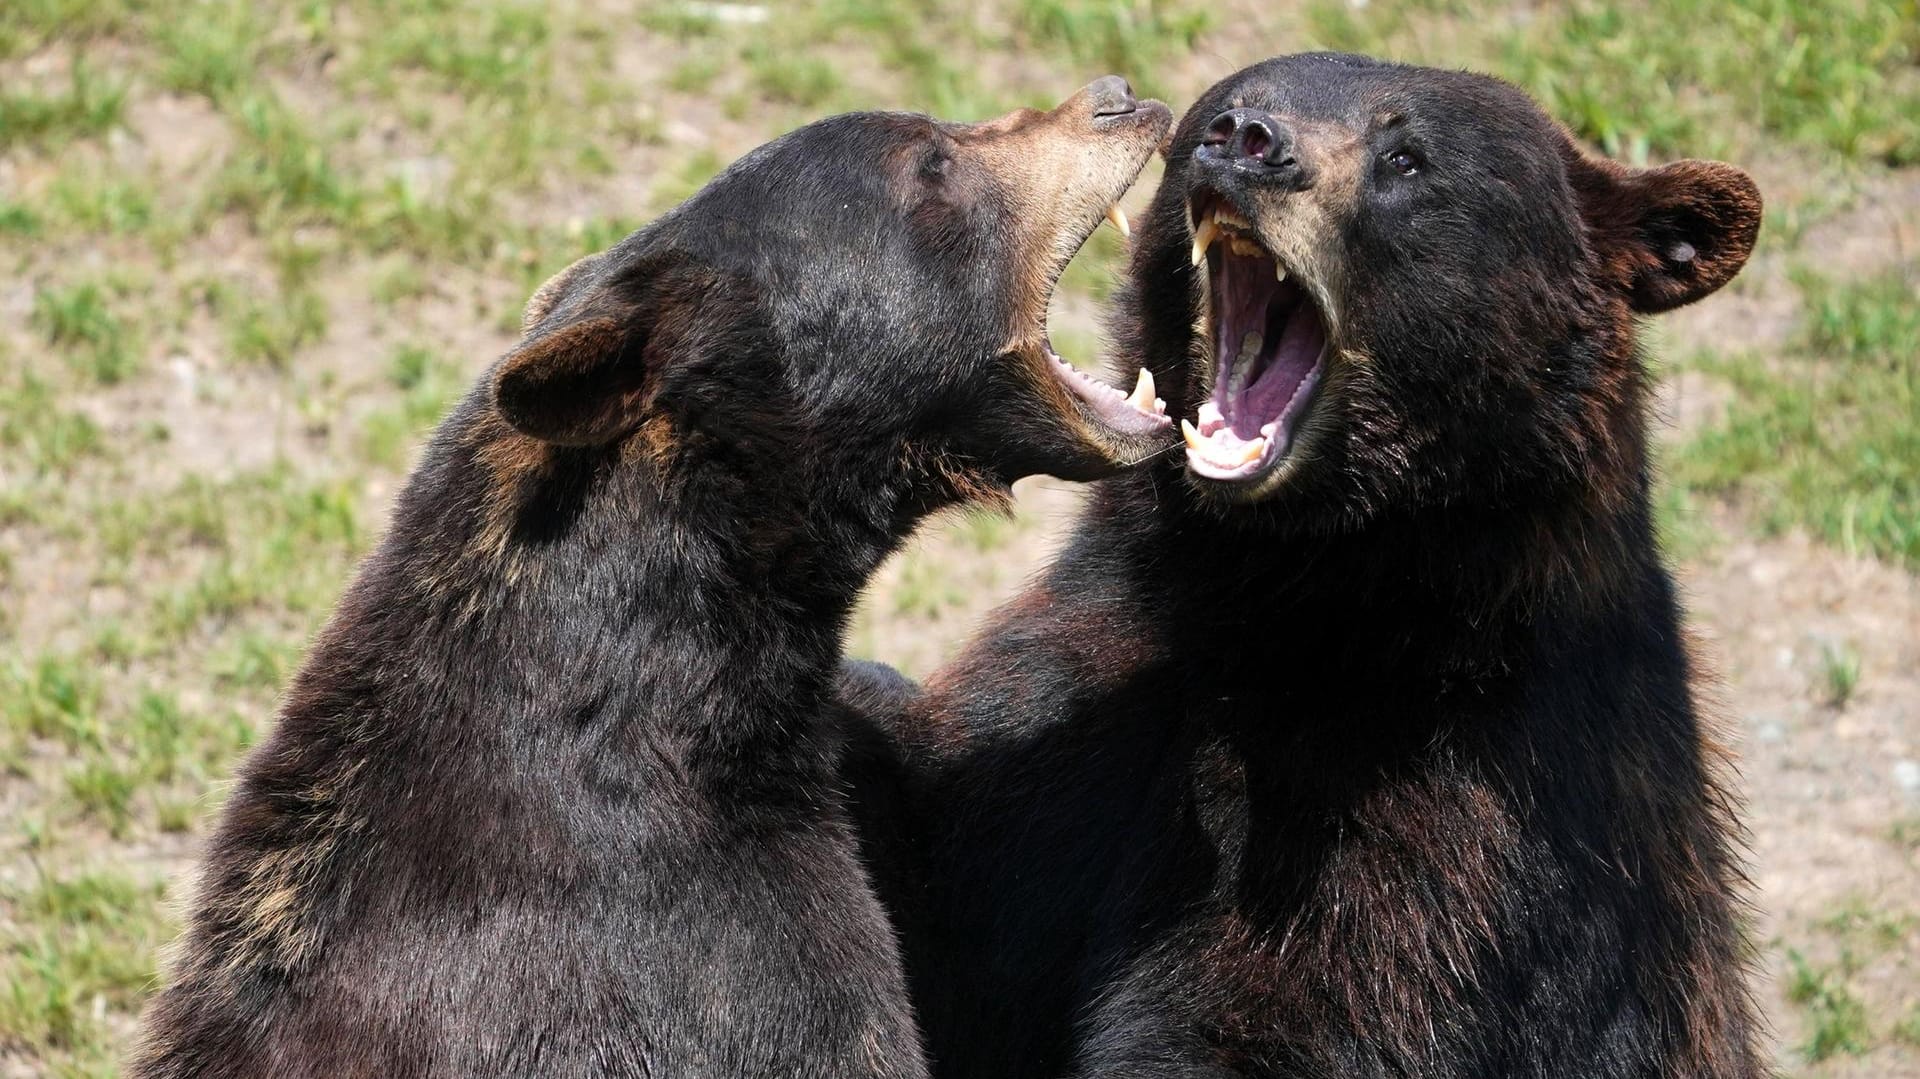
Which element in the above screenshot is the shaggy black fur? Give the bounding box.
[130,83,1170,1079]
[849,54,1765,1079]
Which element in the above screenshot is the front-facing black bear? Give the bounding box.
[130,78,1172,1079]
[851,54,1764,1078]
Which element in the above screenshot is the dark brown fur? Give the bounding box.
[844,55,1764,1079]
[131,82,1173,1079]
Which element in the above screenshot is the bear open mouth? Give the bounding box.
[1182,192,1331,483]
[1037,199,1171,440]
[1046,323,1169,437]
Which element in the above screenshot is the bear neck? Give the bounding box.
[298,401,931,800]
[1092,383,1664,683]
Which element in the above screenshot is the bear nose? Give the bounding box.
[1202,107,1296,170]
[1086,75,1138,118]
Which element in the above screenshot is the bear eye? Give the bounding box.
[1384,148,1421,176]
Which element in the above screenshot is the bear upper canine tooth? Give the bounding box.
[1191,219,1219,267]
[1106,205,1131,238]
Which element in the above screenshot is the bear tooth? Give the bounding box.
[1180,418,1204,450]
[1233,436,1268,466]
[1127,368,1156,411]
[1275,262,1288,282]
[1106,204,1131,238]
[1237,330,1262,367]
[1214,207,1250,230]
[1191,219,1218,267]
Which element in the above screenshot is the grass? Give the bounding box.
[0,197,40,235]
[0,61,126,150]
[1672,265,1920,567]
[361,343,465,467]
[1896,1005,1920,1048]
[219,282,329,369]
[207,91,359,233]
[48,170,159,238]
[892,552,967,619]
[0,867,170,1072]
[1890,818,1920,854]
[32,281,138,385]
[1816,641,1861,708]
[0,372,104,475]
[1304,0,1920,164]
[745,42,842,107]
[354,0,553,103]
[2,652,102,753]
[0,0,141,58]
[154,0,268,102]
[1784,948,1873,1061]
[1014,0,1210,97]
[652,148,729,212]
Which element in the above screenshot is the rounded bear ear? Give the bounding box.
[494,251,726,447]
[494,309,649,446]
[1568,151,1763,315]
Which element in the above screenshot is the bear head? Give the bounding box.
[492,77,1175,517]
[1129,53,1760,525]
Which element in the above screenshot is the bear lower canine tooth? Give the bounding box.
[1127,368,1157,411]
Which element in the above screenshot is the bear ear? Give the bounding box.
[494,252,700,446]
[1569,153,1763,314]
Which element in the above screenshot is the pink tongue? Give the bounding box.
[1231,304,1326,439]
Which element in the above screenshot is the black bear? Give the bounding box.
[847,54,1765,1078]
[129,77,1172,1079]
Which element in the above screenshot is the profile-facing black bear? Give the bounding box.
[129,78,1173,1079]
[849,54,1765,1078]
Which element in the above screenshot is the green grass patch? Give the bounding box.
[0,0,139,58]
[31,281,139,384]
[2,653,102,754]
[1056,222,1130,300]
[207,91,359,233]
[744,41,841,107]
[361,343,465,468]
[1891,817,1920,854]
[224,285,328,368]
[0,372,104,475]
[1014,0,1209,97]
[652,148,728,212]
[1895,1004,1920,1048]
[1784,949,1873,1061]
[125,465,363,642]
[892,552,965,619]
[0,867,168,1070]
[1305,0,1920,164]
[957,508,1022,553]
[155,0,269,102]
[0,197,42,236]
[47,167,158,238]
[1817,640,1861,708]
[0,62,125,150]
[1673,265,1919,567]
[355,0,552,102]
